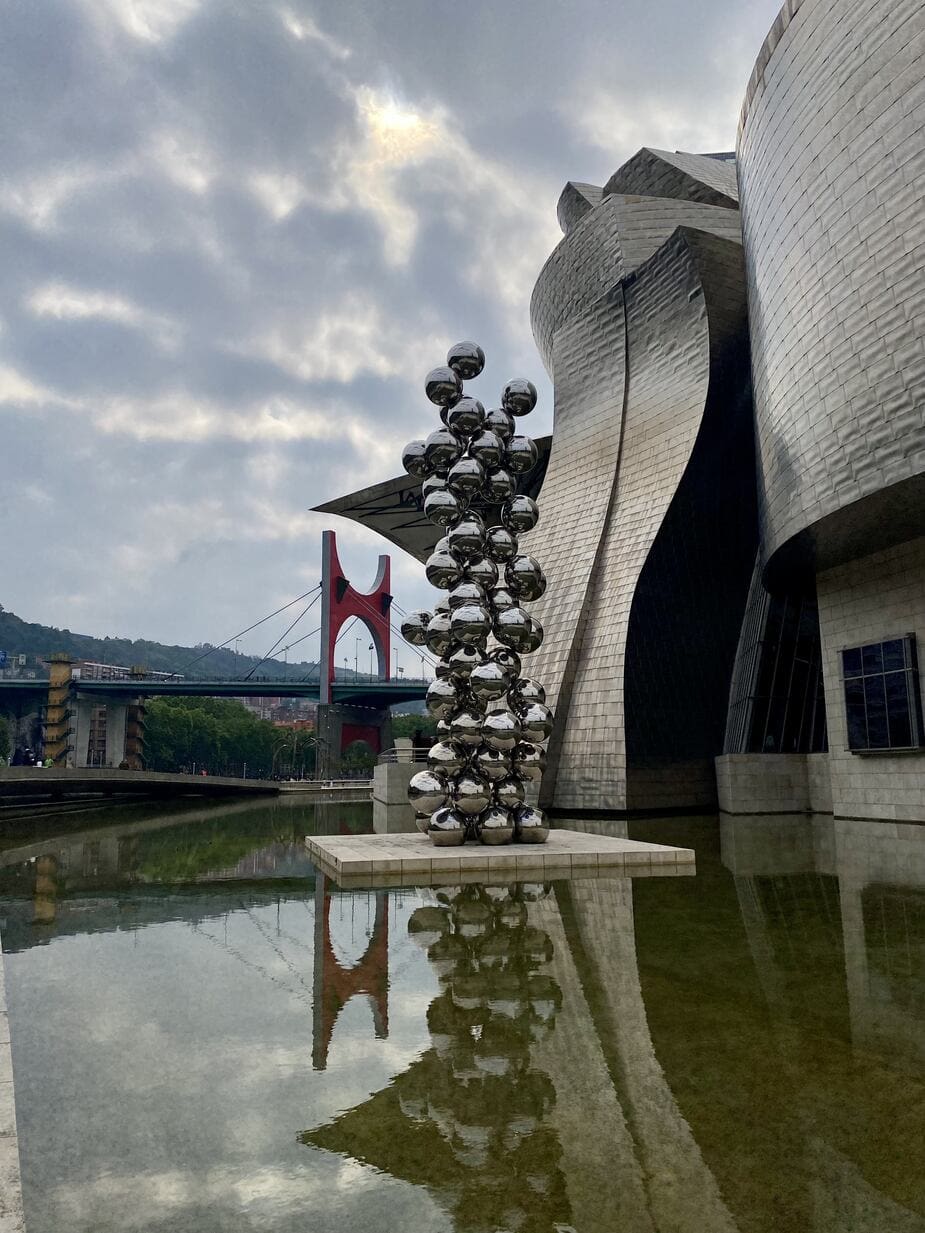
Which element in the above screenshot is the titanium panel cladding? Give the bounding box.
[738,0,925,580]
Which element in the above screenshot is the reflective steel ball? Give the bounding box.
[426,678,459,720]
[479,805,515,845]
[483,467,515,503]
[489,647,522,678]
[501,378,537,417]
[493,606,533,651]
[512,741,547,781]
[484,407,515,442]
[435,718,451,737]
[445,396,485,436]
[429,807,468,846]
[425,612,453,657]
[428,741,469,776]
[452,771,492,816]
[447,579,487,611]
[400,610,432,646]
[464,555,499,589]
[407,769,448,814]
[425,366,463,408]
[509,678,546,709]
[467,429,504,470]
[501,494,539,532]
[450,603,492,646]
[494,774,525,810]
[424,427,464,475]
[446,456,485,499]
[489,586,518,614]
[505,554,546,601]
[422,474,448,499]
[505,435,539,475]
[474,743,512,781]
[447,645,486,685]
[513,805,549,843]
[447,515,486,562]
[424,490,464,528]
[520,702,554,743]
[425,549,463,589]
[522,615,544,653]
[449,708,484,747]
[485,526,518,563]
[481,710,523,752]
[402,439,427,477]
[469,660,510,701]
[446,341,485,381]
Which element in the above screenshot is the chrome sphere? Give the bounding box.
[512,741,547,781]
[425,549,463,589]
[428,741,469,776]
[414,811,431,834]
[422,474,448,499]
[433,655,454,680]
[485,407,515,442]
[425,366,463,407]
[429,807,468,846]
[446,456,485,498]
[400,610,432,646]
[493,606,532,651]
[481,710,522,752]
[424,427,464,475]
[505,435,538,475]
[424,490,464,528]
[402,439,427,477]
[505,554,546,601]
[467,429,504,470]
[494,774,525,810]
[433,533,453,556]
[450,603,492,646]
[489,586,518,614]
[501,378,538,417]
[408,769,448,814]
[424,612,453,657]
[446,643,486,681]
[489,647,522,678]
[426,678,459,720]
[432,594,451,614]
[447,514,485,562]
[445,396,485,436]
[522,615,544,653]
[509,678,546,708]
[469,660,510,702]
[479,805,515,845]
[464,555,499,589]
[520,702,554,743]
[452,771,492,816]
[474,743,512,781]
[447,579,486,611]
[501,494,539,532]
[483,467,515,503]
[446,340,485,380]
[485,526,518,563]
[514,805,549,844]
[435,718,451,738]
[449,708,484,747]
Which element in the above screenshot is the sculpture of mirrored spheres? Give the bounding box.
[406,343,553,844]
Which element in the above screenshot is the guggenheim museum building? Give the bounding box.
[319,0,925,823]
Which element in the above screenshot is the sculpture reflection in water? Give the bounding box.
[403,342,554,846]
[403,883,569,1231]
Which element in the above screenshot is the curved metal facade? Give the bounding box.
[738,0,925,585]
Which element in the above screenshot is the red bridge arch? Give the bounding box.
[319,530,391,705]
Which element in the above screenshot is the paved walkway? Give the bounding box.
[0,935,24,1232]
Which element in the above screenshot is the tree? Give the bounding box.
[0,716,10,764]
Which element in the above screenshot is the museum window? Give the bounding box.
[841,636,924,752]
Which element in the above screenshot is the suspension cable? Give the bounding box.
[181,584,321,675]
[241,591,322,680]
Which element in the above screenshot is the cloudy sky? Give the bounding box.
[0,0,781,669]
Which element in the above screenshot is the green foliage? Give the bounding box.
[390,713,437,739]
[144,696,314,778]
[0,715,10,763]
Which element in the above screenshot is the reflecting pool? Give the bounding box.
[0,799,922,1232]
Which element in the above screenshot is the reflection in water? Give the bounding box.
[0,800,922,1231]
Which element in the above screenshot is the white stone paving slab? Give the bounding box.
[0,934,24,1233]
[305,828,695,888]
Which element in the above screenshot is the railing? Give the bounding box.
[377,746,430,765]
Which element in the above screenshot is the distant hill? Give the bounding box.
[0,604,360,682]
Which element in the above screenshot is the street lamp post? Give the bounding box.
[354,637,361,678]
[369,643,374,679]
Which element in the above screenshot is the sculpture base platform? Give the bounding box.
[305,828,694,888]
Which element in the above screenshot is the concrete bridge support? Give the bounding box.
[316,703,392,778]
[70,699,135,768]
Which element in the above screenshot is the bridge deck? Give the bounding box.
[0,768,279,799]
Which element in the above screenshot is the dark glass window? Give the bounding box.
[841,635,923,752]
